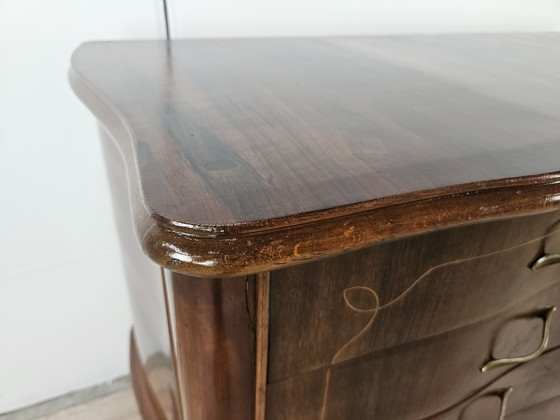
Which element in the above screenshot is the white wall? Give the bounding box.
[168,0,560,38]
[1,0,559,414]
[0,0,164,413]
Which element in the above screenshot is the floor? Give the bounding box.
[0,377,140,420]
[38,389,140,420]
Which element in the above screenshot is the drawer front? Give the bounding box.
[431,345,560,420]
[268,211,560,382]
[506,395,560,420]
[266,276,560,419]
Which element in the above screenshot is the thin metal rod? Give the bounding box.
[162,0,171,41]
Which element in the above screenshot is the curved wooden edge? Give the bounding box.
[130,331,169,420]
[70,63,560,278]
[151,173,560,237]
[142,183,560,277]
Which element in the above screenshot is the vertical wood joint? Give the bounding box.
[255,272,271,420]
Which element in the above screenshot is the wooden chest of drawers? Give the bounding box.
[266,212,560,419]
[70,34,560,419]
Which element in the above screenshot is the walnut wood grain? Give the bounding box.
[267,280,560,420]
[81,34,560,420]
[162,271,256,420]
[506,394,560,420]
[103,125,262,419]
[71,34,560,277]
[430,345,560,419]
[268,211,560,382]
[255,272,270,420]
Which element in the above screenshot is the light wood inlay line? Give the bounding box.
[320,286,380,420]
[72,35,560,420]
[317,227,560,418]
[255,272,271,420]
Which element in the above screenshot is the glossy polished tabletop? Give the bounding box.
[71,34,560,275]
[71,34,560,230]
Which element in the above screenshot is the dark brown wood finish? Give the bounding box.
[255,272,271,420]
[74,34,560,420]
[265,211,560,419]
[162,271,256,419]
[71,34,560,277]
[430,345,560,419]
[102,124,261,419]
[266,284,560,420]
[267,211,560,382]
[506,395,560,420]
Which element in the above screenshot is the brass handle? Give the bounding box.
[531,253,560,270]
[497,387,514,420]
[481,307,556,372]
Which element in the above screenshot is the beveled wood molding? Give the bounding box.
[69,36,560,277]
[141,183,560,277]
[70,67,560,277]
[77,80,560,277]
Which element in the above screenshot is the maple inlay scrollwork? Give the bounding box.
[319,228,560,419]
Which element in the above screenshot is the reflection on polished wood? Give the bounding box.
[266,214,560,419]
[162,271,255,419]
[71,34,560,419]
[71,34,560,277]
[431,345,560,419]
[130,332,177,420]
